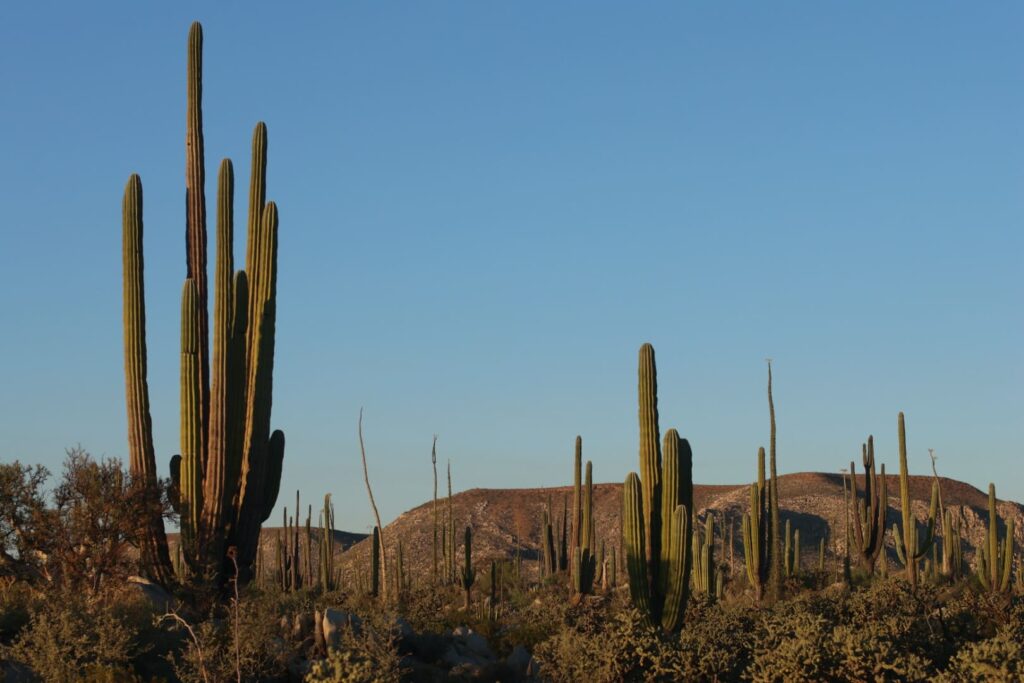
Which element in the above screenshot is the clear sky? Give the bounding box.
[1,3,1021,534]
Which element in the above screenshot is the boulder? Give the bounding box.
[321,608,363,648]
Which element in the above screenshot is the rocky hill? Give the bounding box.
[332,472,1023,584]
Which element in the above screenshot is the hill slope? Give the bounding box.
[334,472,1023,583]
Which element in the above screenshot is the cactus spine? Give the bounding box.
[125,23,284,588]
[850,436,888,575]
[623,344,693,632]
[977,483,1014,593]
[892,412,938,590]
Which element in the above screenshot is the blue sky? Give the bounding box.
[1,3,1021,533]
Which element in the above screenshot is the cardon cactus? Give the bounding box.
[319,494,337,591]
[742,447,772,603]
[849,436,888,575]
[460,526,475,609]
[766,361,782,599]
[370,527,381,598]
[977,483,1014,594]
[124,22,284,589]
[541,500,557,577]
[892,412,938,590]
[570,444,597,596]
[941,508,963,580]
[622,343,693,632]
[692,514,715,598]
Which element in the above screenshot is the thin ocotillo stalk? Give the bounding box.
[358,408,387,600]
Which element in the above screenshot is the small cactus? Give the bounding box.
[892,412,938,590]
[370,527,380,598]
[742,447,772,603]
[570,450,597,597]
[849,436,888,575]
[977,483,1014,594]
[460,526,475,609]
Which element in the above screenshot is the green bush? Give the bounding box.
[2,588,143,683]
[938,627,1024,683]
[305,618,402,683]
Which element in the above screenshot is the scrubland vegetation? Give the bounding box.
[1,20,1021,683]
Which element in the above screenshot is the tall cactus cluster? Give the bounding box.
[849,437,888,575]
[570,441,597,597]
[742,363,784,603]
[123,22,284,588]
[892,413,938,590]
[622,343,693,633]
[742,447,773,603]
[692,514,716,598]
[319,495,338,591]
[977,483,1014,593]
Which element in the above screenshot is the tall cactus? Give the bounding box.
[431,436,439,582]
[370,527,380,598]
[319,494,336,591]
[742,447,772,603]
[941,509,963,580]
[767,361,782,599]
[977,483,1014,594]
[122,175,175,586]
[568,439,595,594]
[460,526,475,609]
[124,22,284,589]
[623,343,693,632]
[850,436,888,575]
[571,458,597,597]
[692,514,715,598]
[892,412,938,590]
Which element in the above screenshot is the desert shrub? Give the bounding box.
[675,601,757,681]
[165,586,304,683]
[0,461,50,583]
[46,449,174,594]
[831,617,932,682]
[305,615,403,683]
[745,603,836,683]
[2,587,143,682]
[534,601,685,682]
[0,578,35,643]
[937,626,1024,682]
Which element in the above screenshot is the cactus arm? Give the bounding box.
[1000,517,1014,592]
[180,279,204,554]
[660,505,691,633]
[122,175,176,585]
[169,454,182,514]
[202,158,235,555]
[623,473,651,624]
[638,344,662,585]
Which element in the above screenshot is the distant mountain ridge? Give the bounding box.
[328,472,1023,582]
